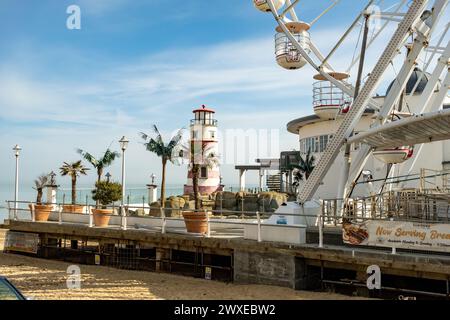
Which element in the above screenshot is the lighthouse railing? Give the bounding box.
[190,119,218,126]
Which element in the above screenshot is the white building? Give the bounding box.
[287,68,450,199]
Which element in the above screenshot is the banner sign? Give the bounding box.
[4,231,39,254]
[342,220,450,252]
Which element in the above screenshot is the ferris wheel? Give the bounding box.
[252,0,450,203]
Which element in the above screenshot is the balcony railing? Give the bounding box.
[190,119,218,126]
[313,80,352,107]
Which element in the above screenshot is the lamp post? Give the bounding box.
[105,172,112,183]
[13,145,21,219]
[119,136,129,206]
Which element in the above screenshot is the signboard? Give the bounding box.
[205,267,212,280]
[4,231,39,254]
[343,220,450,253]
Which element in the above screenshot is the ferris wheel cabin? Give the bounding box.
[312,72,352,120]
[253,0,286,12]
[275,22,311,70]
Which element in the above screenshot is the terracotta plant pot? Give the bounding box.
[92,208,113,227]
[62,205,85,214]
[29,204,53,222]
[182,211,208,234]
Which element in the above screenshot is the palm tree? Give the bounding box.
[59,160,90,205]
[77,148,120,183]
[292,169,303,192]
[291,149,316,180]
[140,125,184,207]
[33,174,50,204]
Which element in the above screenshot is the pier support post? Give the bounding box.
[206,209,211,238]
[234,250,314,290]
[256,211,262,242]
[30,203,35,222]
[88,206,93,227]
[239,169,246,191]
[318,202,324,248]
[156,248,170,272]
[121,206,127,230]
[259,169,264,191]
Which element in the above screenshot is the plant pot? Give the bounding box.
[29,204,53,222]
[92,208,113,227]
[182,211,208,234]
[62,205,85,214]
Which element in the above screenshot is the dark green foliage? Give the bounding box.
[92,181,122,207]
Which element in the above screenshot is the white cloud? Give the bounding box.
[1,7,448,193]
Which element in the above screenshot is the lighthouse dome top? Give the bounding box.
[193,105,215,113]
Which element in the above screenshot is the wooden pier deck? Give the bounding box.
[2,220,450,298]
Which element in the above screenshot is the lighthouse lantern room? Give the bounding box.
[184,105,223,195]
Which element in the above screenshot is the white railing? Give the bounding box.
[5,196,450,251]
[5,200,320,245]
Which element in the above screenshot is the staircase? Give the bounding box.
[266,174,281,192]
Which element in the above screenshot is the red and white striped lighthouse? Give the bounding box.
[183,105,223,195]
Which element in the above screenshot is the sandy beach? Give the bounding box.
[0,229,362,300]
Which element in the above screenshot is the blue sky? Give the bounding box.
[0,0,448,195]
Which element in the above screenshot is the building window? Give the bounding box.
[210,130,215,139]
[200,166,208,178]
[300,134,333,154]
[192,131,198,139]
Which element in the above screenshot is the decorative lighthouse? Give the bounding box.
[183,105,223,195]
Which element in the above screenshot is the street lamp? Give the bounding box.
[151,173,156,185]
[119,136,129,206]
[105,172,112,183]
[13,145,21,219]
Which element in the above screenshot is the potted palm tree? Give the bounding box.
[91,181,122,227]
[60,160,89,214]
[77,147,120,206]
[77,148,120,184]
[182,143,219,234]
[30,174,53,221]
[140,125,184,208]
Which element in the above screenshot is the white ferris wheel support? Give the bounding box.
[343,0,449,199]
[274,0,431,204]
[345,21,449,195]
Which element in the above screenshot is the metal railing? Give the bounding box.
[275,31,311,61]
[190,119,218,126]
[5,195,450,255]
[321,190,450,224]
[313,80,352,108]
[5,199,320,245]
